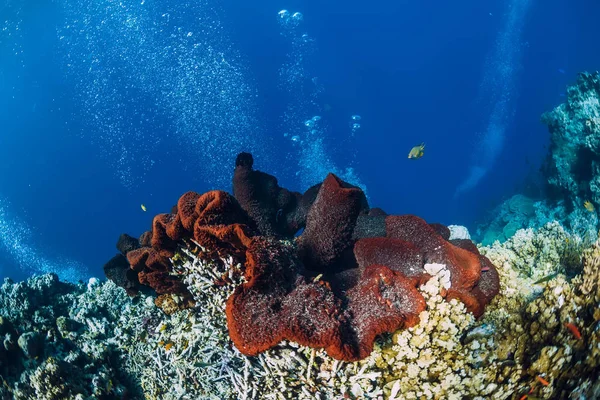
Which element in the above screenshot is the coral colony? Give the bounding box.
[1,73,600,399]
[112,151,500,362]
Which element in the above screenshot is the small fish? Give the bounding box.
[408,143,425,159]
[141,204,147,212]
[194,361,215,368]
[584,200,595,212]
[500,359,516,367]
[564,322,582,340]
[461,323,495,345]
[533,272,558,285]
[536,376,550,386]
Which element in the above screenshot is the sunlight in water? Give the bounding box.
[277,10,366,193]
[455,0,533,198]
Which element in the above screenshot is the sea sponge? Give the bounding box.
[108,153,500,360]
[298,173,368,272]
[233,152,308,237]
[354,237,428,285]
[225,237,427,361]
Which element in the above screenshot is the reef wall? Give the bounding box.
[477,73,600,246]
[542,72,600,207]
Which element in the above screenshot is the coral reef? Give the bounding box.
[476,194,537,245]
[477,73,600,248]
[542,71,600,208]
[7,73,600,400]
[3,215,600,399]
[0,274,140,399]
[106,154,498,363]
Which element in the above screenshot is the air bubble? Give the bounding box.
[304,119,315,128]
[352,123,361,129]
[292,12,304,22]
[351,115,361,121]
[291,135,300,142]
[311,115,321,122]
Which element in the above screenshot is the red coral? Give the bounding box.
[386,215,481,292]
[340,265,426,360]
[139,231,152,247]
[118,190,255,304]
[126,247,186,295]
[225,239,426,361]
[429,222,451,240]
[193,223,255,260]
[450,238,500,315]
[354,237,429,286]
[381,215,498,317]
[151,213,185,257]
[179,190,249,230]
[468,252,500,313]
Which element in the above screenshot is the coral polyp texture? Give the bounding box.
[106,153,499,362]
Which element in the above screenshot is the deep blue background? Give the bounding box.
[1,0,598,281]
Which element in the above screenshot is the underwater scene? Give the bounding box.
[2,0,600,399]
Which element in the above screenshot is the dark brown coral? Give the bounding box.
[298,173,368,272]
[232,152,317,237]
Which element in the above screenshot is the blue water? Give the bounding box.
[0,0,598,282]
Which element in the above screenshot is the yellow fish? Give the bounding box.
[408,143,425,159]
[584,200,595,212]
[141,204,147,212]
